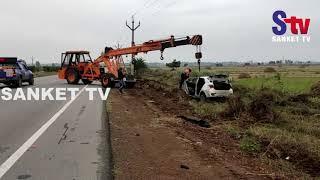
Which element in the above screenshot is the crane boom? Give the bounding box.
[96,35,202,62]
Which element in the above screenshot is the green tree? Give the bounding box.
[133,57,148,75]
[166,59,181,70]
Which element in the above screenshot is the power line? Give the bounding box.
[130,0,161,17]
[150,1,178,16]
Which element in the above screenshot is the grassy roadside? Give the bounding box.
[141,67,320,178]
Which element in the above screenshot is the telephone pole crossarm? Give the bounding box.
[126,16,141,75]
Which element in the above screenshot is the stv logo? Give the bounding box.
[272,10,310,35]
[272,10,311,43]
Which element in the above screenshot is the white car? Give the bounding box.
[183,75,233,101]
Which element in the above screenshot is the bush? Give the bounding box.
[222,95,245,118]
[249,99,275,123]
[166,59,181,69]
[133,57,148,75]
[238,73,251,79]
[249,90,278,123]
[240,135,261,153]
[42,66,60,72]
[264,67,277,73]
[310,81,320,96]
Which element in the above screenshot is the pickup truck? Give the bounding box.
[0,57,34,87]
[183,74,233,101]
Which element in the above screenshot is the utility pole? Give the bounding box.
[126,15,141,75]
[31,56,34,66]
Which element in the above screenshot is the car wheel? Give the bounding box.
[15,77,22,88]
[200,92,207,102]
[29,76,34,85]
[66,69,80,84]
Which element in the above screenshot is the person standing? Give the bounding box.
[179,68,192,89]
[118,67,126,94]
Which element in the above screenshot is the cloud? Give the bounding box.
[0,0,318,64]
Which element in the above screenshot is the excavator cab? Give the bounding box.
[58,51,94,85]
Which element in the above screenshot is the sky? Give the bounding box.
[0,0,319,64]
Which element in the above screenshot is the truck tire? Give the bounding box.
[29,76,34,85]
[15,76,22,88]
[66,69,80,84]
[82,79,93,85]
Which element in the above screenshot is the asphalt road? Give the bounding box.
[0,75,112,180]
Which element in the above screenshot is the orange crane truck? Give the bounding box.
[58,35,202,88]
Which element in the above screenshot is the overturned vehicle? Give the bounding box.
[183,74,233,101]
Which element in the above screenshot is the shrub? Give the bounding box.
[264,67,277,73]
[222,95,245,118]
[133,57,148,76]
[249,90,279,123]
[240,135,261,153]
[166,59,181,69]
[238,73,251,79]
[249,99,275,123]
[42,66,60,72]
[310,81,320,96]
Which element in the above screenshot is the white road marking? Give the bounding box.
[104,88,111,100]
[0,85,89,179]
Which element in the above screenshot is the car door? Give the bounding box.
[184,77,197,96]
[196,78,205,96]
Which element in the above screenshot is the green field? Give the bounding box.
[236,77,319,93]
[148,65,320,93]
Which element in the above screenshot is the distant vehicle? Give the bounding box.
[0,57,34,87]
[183,74,233,101]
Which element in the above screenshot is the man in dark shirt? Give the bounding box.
[118,67,126,94]
[179,68,192,89]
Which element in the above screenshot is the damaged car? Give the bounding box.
[183,74,233,101]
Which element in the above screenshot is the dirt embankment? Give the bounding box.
[107,80,294,179]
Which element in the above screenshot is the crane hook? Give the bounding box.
[160,51,164,60]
